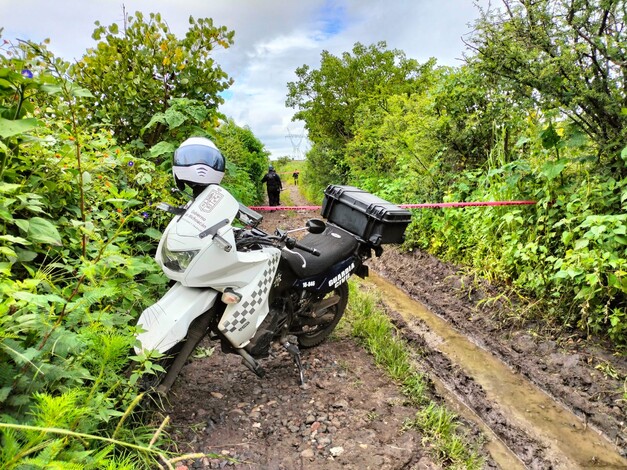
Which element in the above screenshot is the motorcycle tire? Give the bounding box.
[298,282,349,348]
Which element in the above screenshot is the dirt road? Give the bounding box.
[164,182,627,469]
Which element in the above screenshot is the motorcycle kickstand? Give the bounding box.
[283,341,305,385]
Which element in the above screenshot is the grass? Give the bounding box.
[344,280,485,469]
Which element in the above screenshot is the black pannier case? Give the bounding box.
[321,185,412,246]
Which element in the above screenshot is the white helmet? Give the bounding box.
[172,137,225,189]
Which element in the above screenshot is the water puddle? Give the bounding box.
[367,273,627,469]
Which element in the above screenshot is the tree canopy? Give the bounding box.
[468,0,627,170]
[73,11,234,150]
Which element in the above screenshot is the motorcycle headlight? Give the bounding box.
[162,236,199,272]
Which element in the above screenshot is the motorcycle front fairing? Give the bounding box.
[136,185,280,354]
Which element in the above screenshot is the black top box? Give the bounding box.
[321,185,412,246]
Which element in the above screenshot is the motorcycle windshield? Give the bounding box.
[174,185,239,239]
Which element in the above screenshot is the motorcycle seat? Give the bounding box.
[282,224,359,278]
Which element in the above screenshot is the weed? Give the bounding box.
[346,281,485,469]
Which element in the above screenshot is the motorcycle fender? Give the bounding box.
[136,283,218,353]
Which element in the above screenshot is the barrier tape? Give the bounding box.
[249,200,536,212]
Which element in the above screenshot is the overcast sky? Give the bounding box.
[1,0,488,159]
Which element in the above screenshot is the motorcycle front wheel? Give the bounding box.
[297,282,349,348]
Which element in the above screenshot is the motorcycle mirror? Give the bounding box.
[306,219,326,234]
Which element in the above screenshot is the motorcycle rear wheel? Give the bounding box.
[297,282,349,348]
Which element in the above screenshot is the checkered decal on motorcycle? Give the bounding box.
[221,253,280,334]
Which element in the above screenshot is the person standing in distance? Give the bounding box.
[261,165,283,206]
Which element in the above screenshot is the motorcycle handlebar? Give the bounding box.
[293,241,320,257]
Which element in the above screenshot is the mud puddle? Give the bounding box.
[367,272,627,469]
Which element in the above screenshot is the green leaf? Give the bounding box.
[26,217,62,246]
[69,84,94,98]
[0,234,31,245]
[15,247,38,262]
[39,83,63,94]
[164,109,187,129]
[144,227,162,240]
[621,146,627,163]
[574,238,589,250]
[541,159,567,180]
[540,124,560,149]
[149,141,175,158]
[15,219,29,233]
[0,118,41,138]
[142,113,166,131]
[13,292,67,307]
[0,387,11,403]
[0,183,21,193]
[82,171,92,185]
[0,246,16,258]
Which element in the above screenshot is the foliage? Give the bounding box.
[215,119,269,205]
[73,11,234,150]
[0,43,172,463]
[0,18,267,465]
[295,15,626,346]
[286,41,429,189]
[468,0,627,172]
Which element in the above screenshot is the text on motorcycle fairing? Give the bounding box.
[184,190,225,232]
[328,262,355,288]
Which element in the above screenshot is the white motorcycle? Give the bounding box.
[134,141,411,393]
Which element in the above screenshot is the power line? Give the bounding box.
[285,126,307,160]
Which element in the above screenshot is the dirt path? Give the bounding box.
[165,182,627,469]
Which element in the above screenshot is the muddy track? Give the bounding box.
[368,249,627,465]
[166,184,627,469]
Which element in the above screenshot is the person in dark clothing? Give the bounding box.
[261,165,282,206]
[292,170,299,185]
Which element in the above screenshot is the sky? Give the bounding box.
[0,0,489,160]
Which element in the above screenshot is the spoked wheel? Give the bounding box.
[297,283,349,348]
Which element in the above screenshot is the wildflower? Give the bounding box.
[21,69,33,79]
[142,212,149,218]
[128,161,134,167]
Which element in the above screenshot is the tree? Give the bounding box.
[286,42,424,148]
[215,119,269,204]
[73,11,234,150]
[468,0,627,170]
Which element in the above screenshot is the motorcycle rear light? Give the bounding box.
[221,289,242,304]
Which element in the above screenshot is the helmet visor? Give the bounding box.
[174,144,225,171]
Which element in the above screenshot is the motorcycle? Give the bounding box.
[135,182,410,394]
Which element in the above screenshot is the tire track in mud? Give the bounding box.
[366,273,627,469]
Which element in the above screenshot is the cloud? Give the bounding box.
[0,0,488,159]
